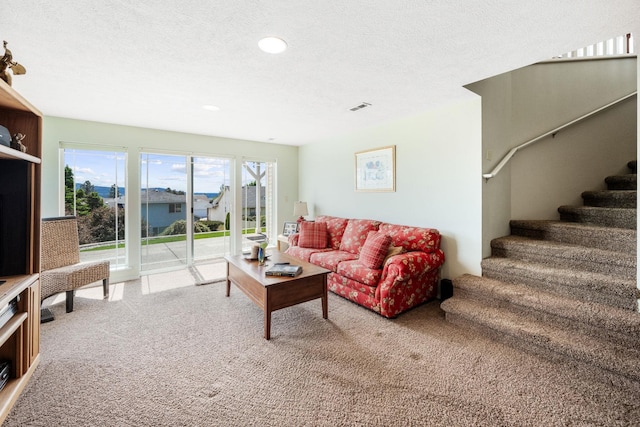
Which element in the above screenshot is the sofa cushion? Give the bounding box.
[335,260,383,289]
[285,246,331,262]
[339,219,381,254]
[316,215,349,250]
[378,223,441,253]
[298,221,328,249]
[327,273,380,313]
[359,231,392,269]
[310,250,358,272]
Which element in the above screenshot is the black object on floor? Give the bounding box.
[40,307,55,323]
[440,279,453,300]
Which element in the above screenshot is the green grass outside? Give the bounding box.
[81,228,265,252]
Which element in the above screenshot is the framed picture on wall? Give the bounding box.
[355,145,396,192]
[282,221,298,236]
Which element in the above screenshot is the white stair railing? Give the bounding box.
[483,91,637,181]
[556,33,634,59]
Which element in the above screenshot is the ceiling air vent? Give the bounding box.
[349,102,371,112]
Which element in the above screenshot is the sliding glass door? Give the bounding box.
[140,153,189,272]
[191,156,232,282]
[140,153,233,280]
[62,149,274,280]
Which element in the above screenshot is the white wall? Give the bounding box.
[510,58,636,219]
[299,98,483,279]
[41,117,299,281]
[467,56,637,257]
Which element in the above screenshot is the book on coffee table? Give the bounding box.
[265,264,303,277]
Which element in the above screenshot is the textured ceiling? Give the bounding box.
[1,1,638,145]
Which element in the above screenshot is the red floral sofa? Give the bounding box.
[285,215,445,318]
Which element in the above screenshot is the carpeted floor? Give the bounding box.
[5,270,640,426]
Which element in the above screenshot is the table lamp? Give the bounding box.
[293,201,308,223]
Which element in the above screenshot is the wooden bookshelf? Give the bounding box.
[0,79,41,424]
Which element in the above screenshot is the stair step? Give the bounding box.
[509,220,636,255]
[441,297,640,381]
[490,235,636,278]
[557,205,636,229]
[581,190,636,208]
[481,257,639,311]
[453,274,640,347]
[443,161,640,382]
[605,174,637,190]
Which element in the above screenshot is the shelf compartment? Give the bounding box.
[0,145,40,163]
[0,353,38,425]
[0,313,27,347]
[0,276,37,309]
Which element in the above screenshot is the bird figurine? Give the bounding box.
[11,133,27,152]
[0,41,27,86]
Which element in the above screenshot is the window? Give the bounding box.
[62,147,127,270]
[241,160,276,252]
[169,203,182,213]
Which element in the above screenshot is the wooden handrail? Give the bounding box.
[483,91,637,181]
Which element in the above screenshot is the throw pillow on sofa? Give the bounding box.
[316,215,349,250]
[383,245,405,266]
[298,221,328,249]
[359,231,392,269]
[339,219,381,254]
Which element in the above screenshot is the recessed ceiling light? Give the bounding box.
[258,37,287,54]
[202,105,220,112]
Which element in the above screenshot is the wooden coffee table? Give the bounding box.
[225,251,330,340]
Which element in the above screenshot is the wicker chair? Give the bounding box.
[41,216,110,313]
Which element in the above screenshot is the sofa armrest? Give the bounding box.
[376,250,445,317]
[288,233,300,246]
[382,250,444,276]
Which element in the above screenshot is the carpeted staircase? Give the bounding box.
[441,160,640,380]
